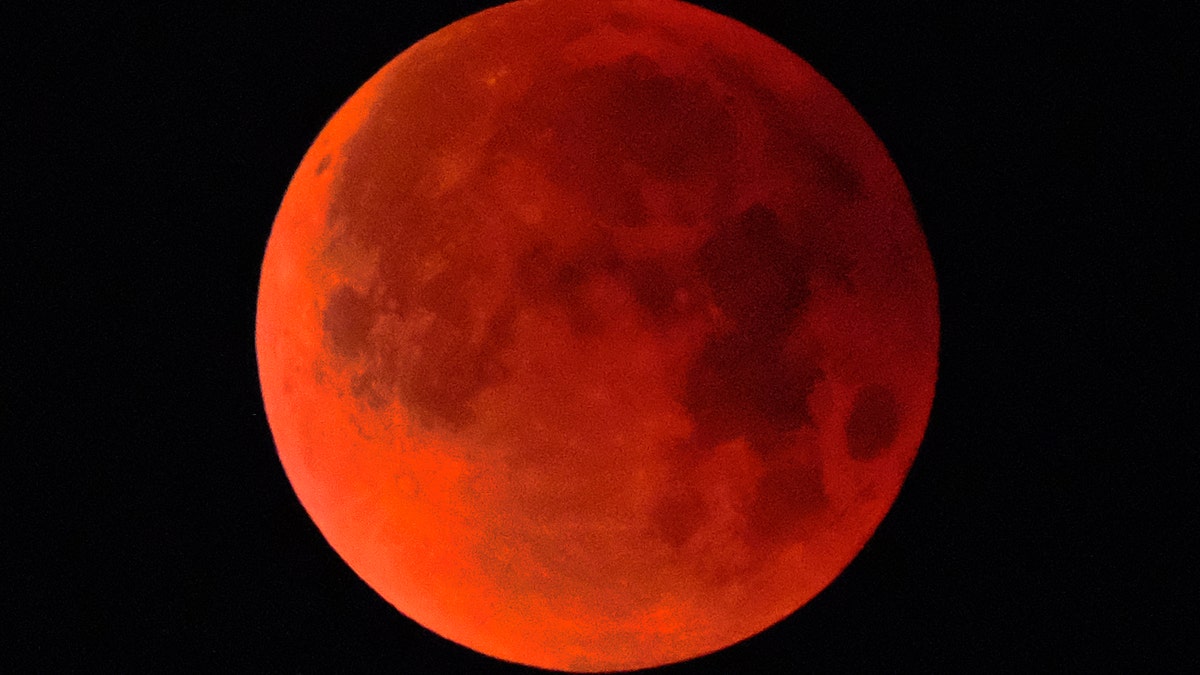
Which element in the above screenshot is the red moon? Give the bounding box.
[256,0,938,670]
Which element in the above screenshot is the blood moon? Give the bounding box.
[256,0,938,671]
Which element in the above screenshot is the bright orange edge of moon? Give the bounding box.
[256,0,939,671]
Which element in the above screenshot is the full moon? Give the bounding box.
[256,0,938,671]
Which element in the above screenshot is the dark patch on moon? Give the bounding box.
[748,449,828,543]
[349,370,390,410]
[845,384,900,460]
[674,204,829,546]
[651,487,708,549]
[399,311,515,430]
[624,260,676,321]
[315,154,331,175]
[512,237,690,337]
[701,46,866,205]
[513,241,606,336]
[683,205,821,448]
[493,53,736,228]
[321,276,518,431]
[809,144,863,200]
[600,55,737,182]
[606,9,643,33]
[697,204,808,331]
[682,336,820,453]
[323,285,375,358]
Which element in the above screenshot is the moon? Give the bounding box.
[256,0,938,671]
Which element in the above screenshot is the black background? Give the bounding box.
[12,0,1193,671]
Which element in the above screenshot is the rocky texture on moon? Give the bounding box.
[257,0,938,670]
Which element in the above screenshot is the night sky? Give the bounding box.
[11,1,1192,671]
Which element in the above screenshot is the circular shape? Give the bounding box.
[256,0,939,670]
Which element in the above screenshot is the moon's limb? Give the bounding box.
[257,0,938,670]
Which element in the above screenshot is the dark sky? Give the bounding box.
[12,1,1192,671]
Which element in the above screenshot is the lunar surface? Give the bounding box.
[256,0,939,670]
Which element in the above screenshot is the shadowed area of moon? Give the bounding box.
[846,384,902,460]
[257,0,938,671]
